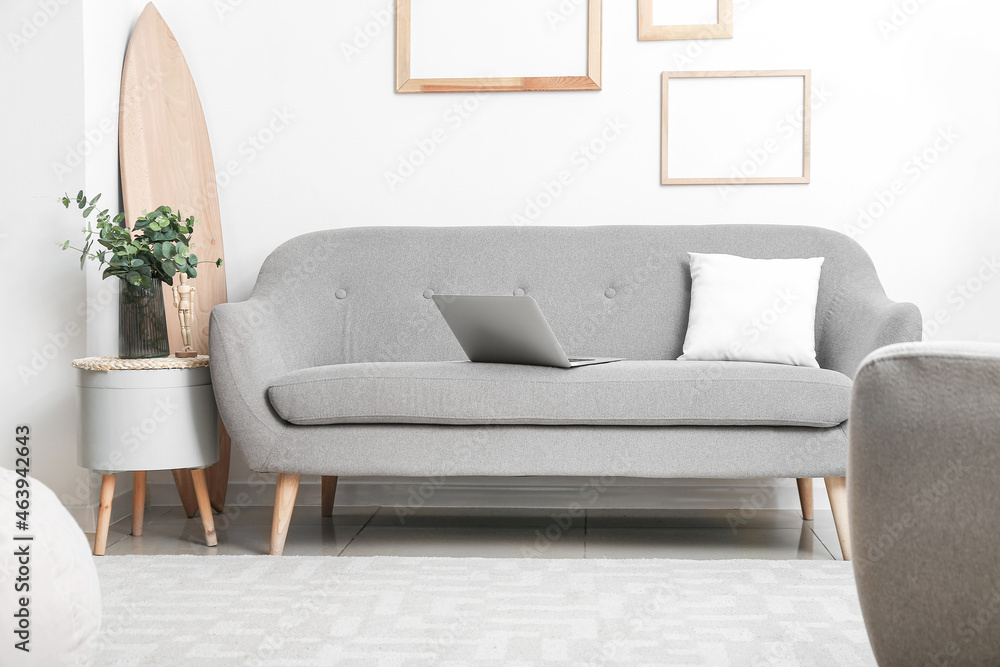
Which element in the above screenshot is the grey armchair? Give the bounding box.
[849,342,1000,665]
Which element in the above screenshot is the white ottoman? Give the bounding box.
[0,466,101,665]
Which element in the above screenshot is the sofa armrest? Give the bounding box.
[819,294,922,379]
[209,299,294,472]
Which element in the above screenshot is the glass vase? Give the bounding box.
[119,279,170,359]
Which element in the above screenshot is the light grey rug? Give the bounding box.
[93,556,875,666]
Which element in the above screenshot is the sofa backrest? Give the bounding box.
[248,225,889,371]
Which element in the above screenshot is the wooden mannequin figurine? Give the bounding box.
[172,273,198,358]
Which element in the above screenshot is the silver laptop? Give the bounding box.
[432,295,624,368]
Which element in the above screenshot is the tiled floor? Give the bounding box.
[95,505,846,560]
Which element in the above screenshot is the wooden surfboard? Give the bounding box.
[119,2,230,512]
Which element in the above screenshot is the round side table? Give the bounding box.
[73,355,219,555]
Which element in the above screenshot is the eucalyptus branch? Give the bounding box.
[59,190,222,288]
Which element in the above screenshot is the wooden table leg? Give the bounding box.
[190,468,218,547]
[796,478,814,521]
[94,473,116,556]
[171,469,199,518]
[132,471,146,536]
[206,420,231,514]
[321,476,338,517]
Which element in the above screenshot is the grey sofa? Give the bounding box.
[849,342,1000,665]
[209,225,921,556]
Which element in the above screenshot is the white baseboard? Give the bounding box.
[69,487,134,533]
[145,476,832,512]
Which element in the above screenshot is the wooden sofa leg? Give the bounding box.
[321,475,338,517]
[796,478,814,520]
[825,477,851,561]
[270,473,301,556]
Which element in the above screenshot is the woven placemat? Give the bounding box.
[71,355,210,372]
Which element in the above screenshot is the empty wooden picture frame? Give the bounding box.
[396,0,602,93]
[638,0,733,41]
[661,70,811,185]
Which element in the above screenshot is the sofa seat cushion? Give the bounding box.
[267,360,852,427]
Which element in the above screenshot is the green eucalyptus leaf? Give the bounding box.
[187,266,197,278]
[76,190,84,205]
[89,193,101,206]
[113,212,125,224]
[83,205,95,218]
[188,253,198,266]
[216,258,224,267]
[162,244,176,259]
[176,243,189,256]
[174,255,187,268]
[162,261,177,277]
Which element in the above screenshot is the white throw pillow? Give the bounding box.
[679,253,825,367]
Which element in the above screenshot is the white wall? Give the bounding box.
[138,0,1000,331]
[0,0,99,526]
[10,0,1000,516]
